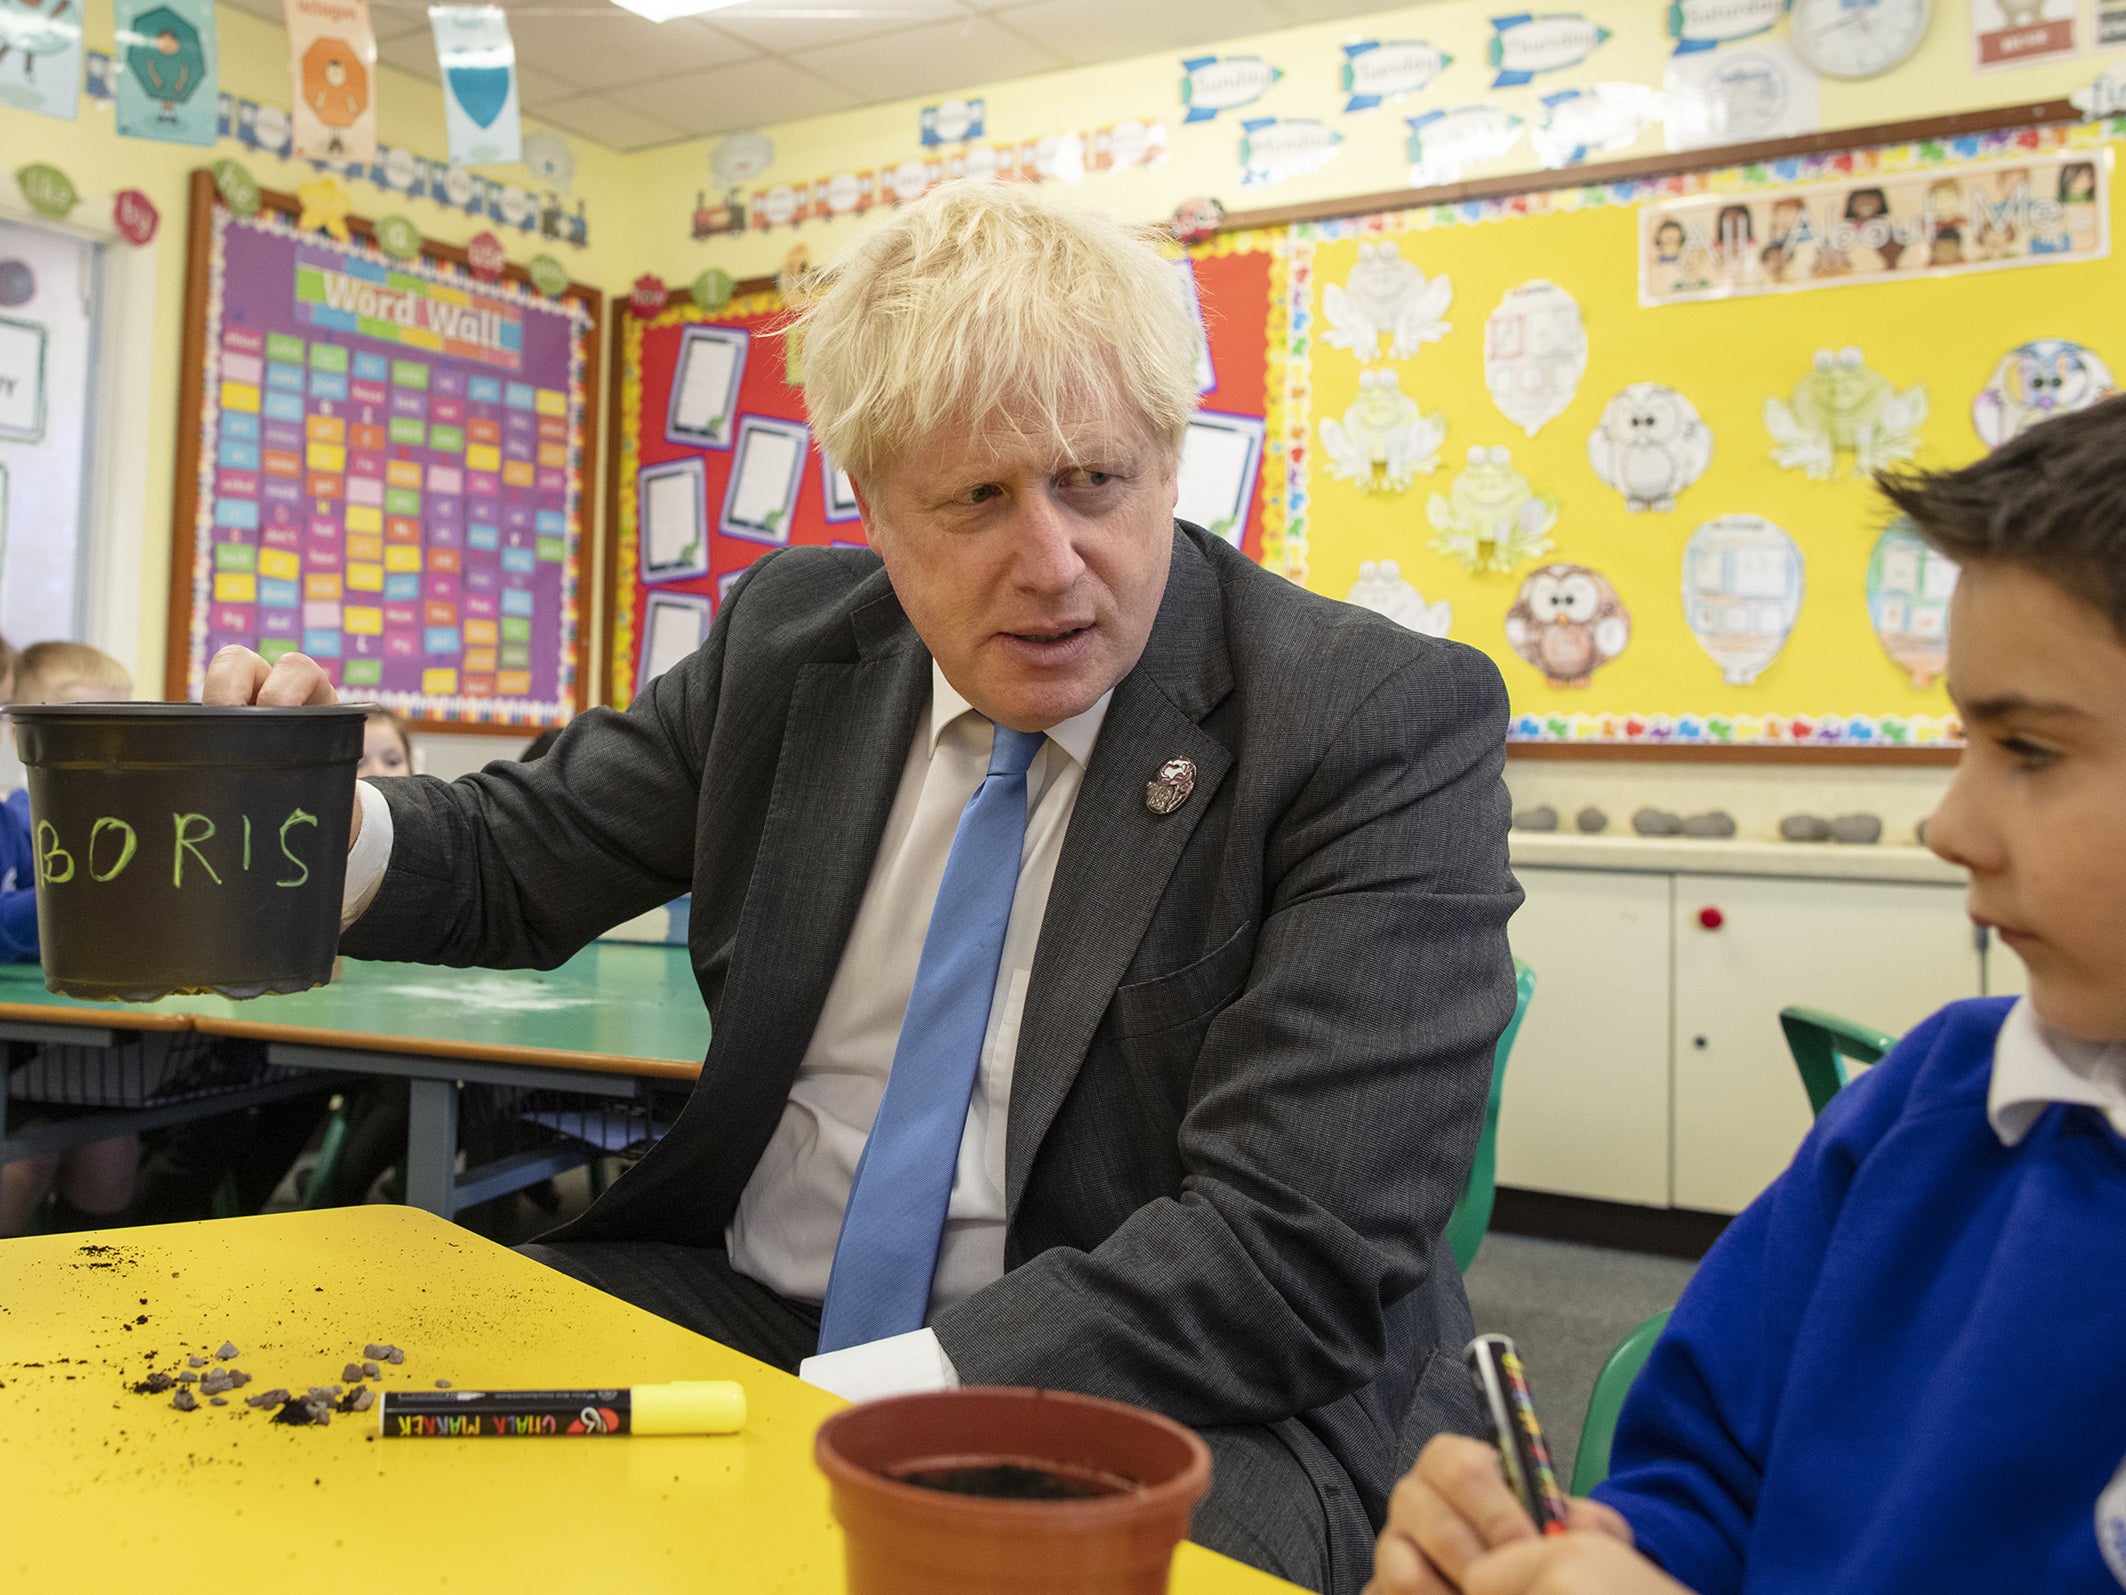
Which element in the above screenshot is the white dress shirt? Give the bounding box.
[1987,995,2126,1146]
[341,664,1111,1400]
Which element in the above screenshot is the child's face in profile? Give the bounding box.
[359,721,410,779]
[1929,562,2126,1040]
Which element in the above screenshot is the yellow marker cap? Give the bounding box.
[632,1380,746,1435]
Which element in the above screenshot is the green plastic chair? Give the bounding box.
[1571,1307,1672,1496]
[1778,1007,1898,1119]
[1446,960,1537,1273]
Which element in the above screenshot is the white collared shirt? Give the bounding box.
[1988,996,2126,1146]
[342,663,1112,1399]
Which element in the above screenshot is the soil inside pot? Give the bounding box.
[889,1457,1141,1501]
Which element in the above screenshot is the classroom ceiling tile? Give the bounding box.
[703,0,975,55]
[624,56,865,138]
[506,9,760,93]
[532,90,691,150]
[989,0,1290,65]
[789,13,1065,102]
[1266,0,1436,22]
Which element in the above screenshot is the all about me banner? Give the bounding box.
[1642,150,2110,306]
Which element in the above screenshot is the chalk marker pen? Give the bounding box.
[1464,1333,1571,1536]
[379,1381,745,1438]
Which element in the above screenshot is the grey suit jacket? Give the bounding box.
[342,524,1520,1537]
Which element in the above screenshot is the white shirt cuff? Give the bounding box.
[799,1328,962,1403]
[340,780,395,929]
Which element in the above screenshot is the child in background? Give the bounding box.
[359,709,414,778]
[1368,396,2126,1594]
[0,642,140,1235]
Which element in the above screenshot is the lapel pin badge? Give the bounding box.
[1145,757,1197,816]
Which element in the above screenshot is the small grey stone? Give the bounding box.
[198,1368,233,1395]
[343,1363,367,1383]
[175,1371,196,1384]
[1680,811,1737,838]
[215,1341,239,1361]
[1575,806,1609,834]
[171,1388,198,1411]
[362,1361,381,1380]
[1512,805,1560,833]
[1632,807,1685,837]
[209,1397,228,1406]
[434,1379,452,1389]
[385,1348,405,1366]
[351,1386,376,1412]
[1830,813,1883,844]
[228,1369,252,1388]
[247,1388,291,1409]
[186,1355,208,1369]
[1780,814,1833,842]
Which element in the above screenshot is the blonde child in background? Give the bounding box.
[0,642,141,1235]
[358,709,414,779]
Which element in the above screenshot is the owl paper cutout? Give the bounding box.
[1972,339,2115,447]
[1320,369,1448,492]
[1765,348,1926,480]
[1866,521,1958,688]
[1346,560,1452,637]
[1504,563,1630,688]
[1322,242,1452,361]
[1682,516,1804,685]
[1427,445,1558,573]
[1588,383,1712,512]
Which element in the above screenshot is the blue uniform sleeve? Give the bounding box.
[1588,1008,1958,1595]
[0,790,37,963]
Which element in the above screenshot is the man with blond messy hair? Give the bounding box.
[208,181,1518,1590]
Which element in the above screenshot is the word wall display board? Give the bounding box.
[604,244,1280,705]
[171,175,601,728]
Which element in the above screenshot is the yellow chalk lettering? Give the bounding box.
[34,821,74,885]
[277,808,318,888]
[88,818,137,883]
[172,813,222,887]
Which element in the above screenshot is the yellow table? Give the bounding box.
[0,1207,1298,1592]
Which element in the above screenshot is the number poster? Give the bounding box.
[179,196,597,725]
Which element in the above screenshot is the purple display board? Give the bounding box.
[183,207,593,725]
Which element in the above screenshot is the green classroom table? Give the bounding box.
[0,943,708,1218]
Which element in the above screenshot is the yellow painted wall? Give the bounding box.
[0,0,2108,698]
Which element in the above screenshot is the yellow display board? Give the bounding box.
[1281,121,2125,751]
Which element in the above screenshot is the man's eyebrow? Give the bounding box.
[1954,692,2094,723]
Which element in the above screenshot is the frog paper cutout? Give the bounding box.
[1764,347,1926,480]
[1427,445,1558,573]
[1345,559,1452,636]
[1322,241,1453,361]
[1320,369,1447,492]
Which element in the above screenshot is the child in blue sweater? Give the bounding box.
[1368,398,2126,1595]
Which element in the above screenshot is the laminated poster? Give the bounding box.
[1176,412,1266,546]
[1322,242,1452,362]
[819,455,859,524]
[639,458,708,581]
[719,416,808,545]
[1180,55,1281,122]
[920,98,983,146]
[1484,281,1587,437]
[1973,0,2076,70]
[1642,152,2106,306]
[0,0,82,121]
[432,5,521,168]
[1866,522,1958,689]
[0,314,47,443]
[1504,563,1631,689]
[1345,561,1451,638]
[1488,12,1610,86]
[284,0,374,162]
[1668,0,1792,54]
[115,0,217,145]
[639,592,712,694]
[1341,40,1450,112]
[1663,42,1818,152]
[1532,83,1663,168]
[665,324,748,449]
[1972,339,2115,446]
[1682,516,1804,686]
[1239,118,1341,187]
[1406,106,1525,190]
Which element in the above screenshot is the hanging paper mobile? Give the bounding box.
[1588,383,1712,512]
[1504,563,1630,688]
[1346,560,1452,636]
[1971,339,2115,447]
[1484,280,1587,437]
[1682,515,1804,685]
[1427,445,1559,573]
[1320,369,1448,492]
[1322,242,1452,361]
[1764,348,1926,480]
[1866,520,1958,689]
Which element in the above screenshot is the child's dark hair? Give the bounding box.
[1877,393,2126,638]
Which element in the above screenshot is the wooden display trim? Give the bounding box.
[167,167,606,736]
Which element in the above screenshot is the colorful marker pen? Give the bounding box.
[1464,1333,1571,1535]
[379,1381,745,1438]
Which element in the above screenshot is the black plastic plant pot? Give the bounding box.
[9,703,369,1001]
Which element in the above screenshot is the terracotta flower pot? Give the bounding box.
[815,1386,1212,1595]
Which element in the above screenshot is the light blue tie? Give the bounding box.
[815,721,1047,1353]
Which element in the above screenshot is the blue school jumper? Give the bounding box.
[1594,997,2126,1594]
[0,789,37,962]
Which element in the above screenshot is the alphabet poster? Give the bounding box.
[178,193,599,727]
